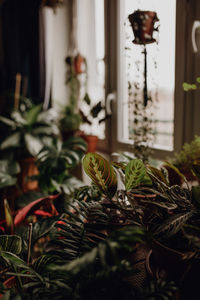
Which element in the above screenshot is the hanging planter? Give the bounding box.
[128,10,159,45]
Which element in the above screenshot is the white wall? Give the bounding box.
[51,0,70,109]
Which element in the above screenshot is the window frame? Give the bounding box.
[101,0,200,160]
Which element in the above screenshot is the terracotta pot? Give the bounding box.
[128,10,159,45]
[18,157,38,193]
[74,54,85,74]
[82,135,98,153]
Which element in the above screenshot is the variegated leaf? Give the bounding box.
[125,159,151,191]
[83,153,117,198]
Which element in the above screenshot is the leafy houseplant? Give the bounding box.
[35,137,87,194]
[0,152,178,299]
[80,93,106,152]
[59,54,86,140]
[0,104,59,192]
[167,135,200,182]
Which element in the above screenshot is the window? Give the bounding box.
[103,0,200,158]
[117,0,176,151]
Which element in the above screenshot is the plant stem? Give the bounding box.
[27,223,33,265]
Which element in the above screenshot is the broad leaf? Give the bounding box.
[0,160,20,175]
[14,194,60,226]
[83,153,117,198]
[0,115,16,127]
[24,133,44,156]
[0,235,22,255]
[0,132,21,149]
[25,104,42,125]
[0,173,17,189]
[125,159,151,190]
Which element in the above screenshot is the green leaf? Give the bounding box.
[196,77,200,83]
[83,153,117,198]
[0,235,22,255]
[0,115,16,127]
[0,132,21,149]
[0,173,17,188]
[25,104,42,125]
[4,199,14,234]
[0,251,26,268]
[0,160,20,175]
[125,159,150,190]
[24,134,44,156]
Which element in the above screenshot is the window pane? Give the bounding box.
[117,0,176,150]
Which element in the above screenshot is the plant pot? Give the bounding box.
[74,54,85,74]
[18,157,38,193]
[82,135,98,153]
[128,10,159,45]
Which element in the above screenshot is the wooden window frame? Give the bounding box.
[98,0,200,159]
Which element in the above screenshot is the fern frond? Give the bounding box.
[154,210,194,237]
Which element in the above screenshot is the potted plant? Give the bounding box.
[0,103,59,193]
[59,54,86,140]
[167,135,200,183]
[79,93,106,152]
[0,187,177,300]
[35,136,87,194]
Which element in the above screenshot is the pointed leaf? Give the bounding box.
[83,153,117,198]
[24,133,44,156]
[14,194,60,226]
[25,104,42,125]
[0,132,21,150]
[4,199,14,234]
[125,159,151,190]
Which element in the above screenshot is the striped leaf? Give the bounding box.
[125,159,150,190]
[83,153,117,198]
[0,235,22,255]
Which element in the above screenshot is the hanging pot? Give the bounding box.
[128,10,159,45]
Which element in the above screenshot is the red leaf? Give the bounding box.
[33,210,54,217]
[14,194,60,227]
